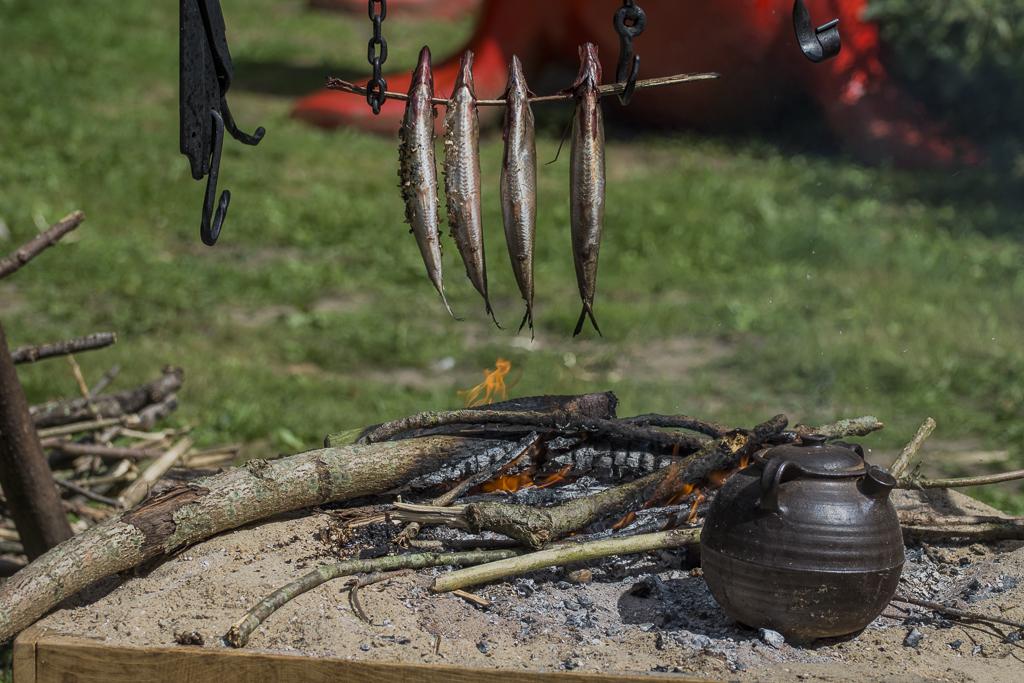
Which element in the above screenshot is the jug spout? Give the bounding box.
[861,465,897,501]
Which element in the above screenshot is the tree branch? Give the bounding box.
[890,417,937,483]
[11,332,116,365]
[0,211,85,280]
[431,528,701,593]
[225,547,522,647]
[0,436,496,642]
[359,408,707,454]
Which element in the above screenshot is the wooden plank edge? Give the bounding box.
[12,623,46,683]
[28,631,711,683]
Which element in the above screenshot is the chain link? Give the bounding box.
[366,0,388,114]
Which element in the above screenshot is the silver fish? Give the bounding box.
[399,46,455,318]
[444,51,497,325]
[500,55,538,333]
[569,43,605,336]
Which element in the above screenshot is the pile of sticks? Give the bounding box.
[2,390,1021,645]
[0,211,238,576]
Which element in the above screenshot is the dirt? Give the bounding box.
[31,488,1024,681]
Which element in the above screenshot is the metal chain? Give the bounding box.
[366,0,388,114]
[613,0,646,105]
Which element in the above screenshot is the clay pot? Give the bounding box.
[700,435,904,640]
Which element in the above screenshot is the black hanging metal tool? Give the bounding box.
[792,0,841,63]
[180,0,265,246]
[365,0,389,114]
[613,0,646,105]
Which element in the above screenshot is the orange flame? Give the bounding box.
[481,470,536,493]
[686,490,706,523]
[459,358,511,407]
[537,464,572,488]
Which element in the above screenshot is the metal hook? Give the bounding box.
[613,1,646,105]
[221,100,265,146]
[200,110,230,246]
[793,0,841,63]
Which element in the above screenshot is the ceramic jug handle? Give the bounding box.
[758,459,800,513]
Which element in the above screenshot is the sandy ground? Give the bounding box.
[31,489,1024,681]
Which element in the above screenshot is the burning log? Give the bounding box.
[344,391,619,445]
[0,436,497,642]
[358,407,708,454]
[393,415,789,547]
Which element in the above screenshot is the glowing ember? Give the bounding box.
[536,464,572,488]
[459,358,511,407]
[687,490,706,523]
[481,470,536,493]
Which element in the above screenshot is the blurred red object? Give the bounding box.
[294,0,978,168]
[308,0,480,20]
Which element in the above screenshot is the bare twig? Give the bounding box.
[225,547,522,647]
[118,437,193,508]
[890,418,937,483]
[54,477,120,508]
[0,210,85,280]
[41,440,162,461]
[451,589,491,609]
[908,469,1024,489]
[432,528,701,593]
[30,367,183,428]
[346,569,413,624]
[89,364,121,397]
[892,594,1024,630]
[10,332,117,365]
[36,417,126,439]
[326,72,719,108]
[65,355,92,400]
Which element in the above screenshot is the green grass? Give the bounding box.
[0,0,1022,512]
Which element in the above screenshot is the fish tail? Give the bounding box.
[484,296,502,329]
[573,303,602,337]
[517,305,534,339]
[437,285,461,321]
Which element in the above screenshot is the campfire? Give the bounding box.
[4,356,1023,680]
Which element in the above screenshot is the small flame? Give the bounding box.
[686,490,706,523]
[537,464,572,488]
[611,511,637,531]
[459,358,511,407]
[481,470,536,493]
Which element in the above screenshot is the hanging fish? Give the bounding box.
[399,46,455,318]
[569,43,606,336]
[444,51,497,325]
[500,56,538,334]
[179,0,265,246]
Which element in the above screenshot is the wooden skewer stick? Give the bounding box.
[326,72,720,108]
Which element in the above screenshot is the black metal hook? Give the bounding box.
[200,110,230,247]
[180,0,264,246]
[793,0,841,63]
[613,1,646,105]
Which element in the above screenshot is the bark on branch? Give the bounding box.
[0,436,493,642]
[11,332,116,365]
[0,211,85,280]
[29,366,183,428]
